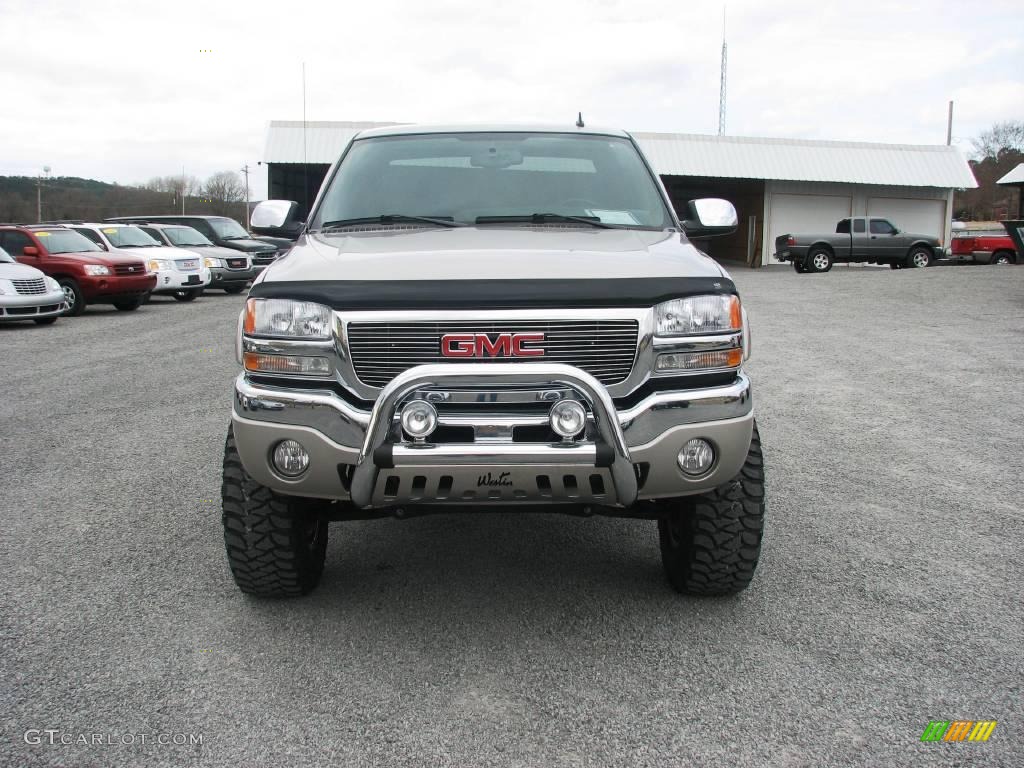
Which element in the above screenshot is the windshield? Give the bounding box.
[101,226,161,248]
[38,230,102,253]
[311,132,673,230]
[165,226,213,247]
[0,246,13,263]
[209,218,249,239]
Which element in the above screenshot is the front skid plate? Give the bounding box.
[370,465,618,506]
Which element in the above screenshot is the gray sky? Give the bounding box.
[1,0,1021,198]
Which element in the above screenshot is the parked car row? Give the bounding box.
[0,215,289,325]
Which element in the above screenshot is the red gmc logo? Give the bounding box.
[440,332,545,358]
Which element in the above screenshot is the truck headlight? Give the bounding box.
[147,259,171,272]
[83,264,111,276]
[203,256,223,269]
[244,298,332,339]
[654,295,741,336]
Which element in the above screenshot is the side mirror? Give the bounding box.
[22,246,38,256]
[681,198,738,238]
[250,200,303,240]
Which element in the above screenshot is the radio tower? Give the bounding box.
[718,7,727,135]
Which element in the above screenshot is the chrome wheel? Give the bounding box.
[62,284,76,307]
[911,251,931,268]
[993,254,1012,265]
[812,253,830,270]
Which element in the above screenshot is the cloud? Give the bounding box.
[0,0,1020,195]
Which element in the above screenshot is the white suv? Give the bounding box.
[67,223,211,302]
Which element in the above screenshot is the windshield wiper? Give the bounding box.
[320,215,464,231]
[476,213,614,229]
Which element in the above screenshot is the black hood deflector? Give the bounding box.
[247,277,737,310]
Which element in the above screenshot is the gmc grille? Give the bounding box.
[253,252,276,265]
[12,278,46,295]
[347,320,640,388]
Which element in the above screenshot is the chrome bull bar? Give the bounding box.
[349,363,639,508]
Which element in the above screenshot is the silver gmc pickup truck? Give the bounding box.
[224,123,765,598]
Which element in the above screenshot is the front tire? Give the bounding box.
[58,278,85,316]
[807,248,833,273]
[221,428,329,597]
[907,247,933,268]
[223,284,246,295]
[172,288,202,302]
[658,422,765,596]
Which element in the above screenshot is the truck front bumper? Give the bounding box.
[231,365,754,508]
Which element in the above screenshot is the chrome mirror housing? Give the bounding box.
[682,198,738,238]
[250,200,302,239]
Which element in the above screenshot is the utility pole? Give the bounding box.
[181,166,187,214]
[718,7,728,136]
[946,100,954,146]
[240,164,251,228]
[36,166,51,223]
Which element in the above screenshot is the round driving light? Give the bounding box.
[272,439,310,477]
[549,400,587,439]
[677,439,715,476]
[400,400,438,440]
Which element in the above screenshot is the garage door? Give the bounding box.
[768,194,852,262]
[867,198,945,239]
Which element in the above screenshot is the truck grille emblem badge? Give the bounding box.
[440,332,545,358]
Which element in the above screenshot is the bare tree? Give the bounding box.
[202,171,245,217]
[971,120,1024,161]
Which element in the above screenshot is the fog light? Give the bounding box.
[272,439,309,477]
[400,400,438,440]
[549,400,586,439]
[677,438,715,476]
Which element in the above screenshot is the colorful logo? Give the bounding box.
[920,720,997,742]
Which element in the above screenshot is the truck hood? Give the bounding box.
[176,245,241,260]
[220,238,277,253]
[116,245,189,260]
[249,226,734,310]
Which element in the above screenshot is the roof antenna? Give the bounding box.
[575,112,584,128]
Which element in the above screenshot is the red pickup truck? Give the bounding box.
[950,230,1018,265]
[0,225,156,314]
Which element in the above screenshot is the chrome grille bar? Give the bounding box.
[347,319,640,388]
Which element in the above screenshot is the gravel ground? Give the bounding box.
[1,265,1021,767]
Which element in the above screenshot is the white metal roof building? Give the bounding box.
[263,120,977,265]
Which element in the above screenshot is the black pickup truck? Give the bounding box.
[775,216,943,273]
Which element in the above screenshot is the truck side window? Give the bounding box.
[870,219,895,235]
[853,219,865,233]
[836,219,850,234]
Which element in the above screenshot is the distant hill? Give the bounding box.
[0,176,247,224]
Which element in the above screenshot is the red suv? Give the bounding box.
[0,225,156,314]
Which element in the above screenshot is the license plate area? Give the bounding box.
[371,466,613,506]
[185,274,201,285]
